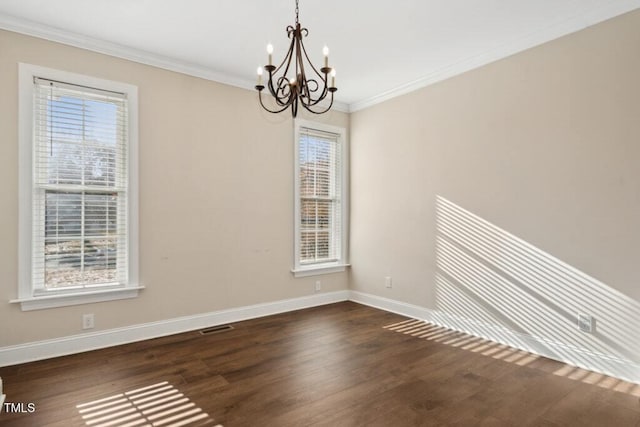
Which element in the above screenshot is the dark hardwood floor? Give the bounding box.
[0,301,638,426]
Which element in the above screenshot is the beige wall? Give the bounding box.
[350,10,640,364]
[1,9,639,369]
[0,29,349,346]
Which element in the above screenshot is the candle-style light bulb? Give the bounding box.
[267,43,274,66]
[257,66,263,85]
[323,45,329,68]
[330,69,336,88]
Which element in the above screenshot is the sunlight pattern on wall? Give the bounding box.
[77,381,218,427]
[434,196,640,383]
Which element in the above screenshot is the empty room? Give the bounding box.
[1,0,639,425]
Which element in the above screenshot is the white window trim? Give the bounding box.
[292,119,349,278]
[13,63,141,311]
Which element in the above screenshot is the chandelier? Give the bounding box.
[255,0,337,117]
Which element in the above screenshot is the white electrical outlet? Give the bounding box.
[82,313,95,330]
[578,314,594,333]
[315,281,321,292]
[385,276,392,288]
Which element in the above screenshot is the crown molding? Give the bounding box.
[0,13,350,113]
[349,0,640,112]
[0,14,250,89]
[2,1,638,115]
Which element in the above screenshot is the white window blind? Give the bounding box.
[32,77,129,292]
[298,126,343,265]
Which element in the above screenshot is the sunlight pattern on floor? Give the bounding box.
[76,381,220,427]
[384,319,640,397]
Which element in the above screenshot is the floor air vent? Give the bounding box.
[199,324,234,335]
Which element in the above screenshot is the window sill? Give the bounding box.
[291,263,350,278]
[10,286,144,311]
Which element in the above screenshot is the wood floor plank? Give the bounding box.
[1,301,638,426]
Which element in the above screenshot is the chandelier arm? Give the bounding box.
[296,57,316,107]
[274,76,298,107]
[289,26,310,105]
[258,90,293,114]
[298,34,329,105]
[271,30,296,77]
[301,91,334,115]
[300,78,327,108]
[266,33,295,104]
[268,49,293,99]
[293,28,312,102]
[291,94,298,117]
[299,34,328,82]
[299,79,319,105]
[268,40,297,108]
[273,76,288,102]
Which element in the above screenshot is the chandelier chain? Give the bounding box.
[295,0,299,24]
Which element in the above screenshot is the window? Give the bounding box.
[15,64,140,310]
[293,120,348,277]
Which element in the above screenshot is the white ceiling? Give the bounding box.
[1,0,638,111]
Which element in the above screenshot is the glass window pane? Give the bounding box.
[300,232,316,262]
[45,238,117,288]
[47,142,84,186]
[316,232,330,259]
[301,199,317,230]
[317,201,331,229]
[45,191,81,237]
[85,193,118,235]
[84,146,117,187]
[44,191,118,289]
[83,237,117,285]
[300,165,314,197]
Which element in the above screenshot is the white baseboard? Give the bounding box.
[2,289,638,385]
[0,290,349,367]
[349,290,640,384]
